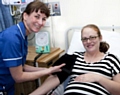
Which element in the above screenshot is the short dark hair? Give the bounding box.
[21,0,50,20]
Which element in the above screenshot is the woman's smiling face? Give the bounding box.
[23,10,47,35]
[81,27,102,53]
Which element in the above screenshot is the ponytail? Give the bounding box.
[100,41,109,53]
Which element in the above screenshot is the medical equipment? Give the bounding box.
[35,31,50,53]
[2,0,34,22]
[33,53,43,88]
[2,0,34,5]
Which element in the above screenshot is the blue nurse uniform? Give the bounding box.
[0,22,28,95]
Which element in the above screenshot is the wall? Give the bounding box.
[29,0,120,51]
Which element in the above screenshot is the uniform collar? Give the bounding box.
[17,22,26,40]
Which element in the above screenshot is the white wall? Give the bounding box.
[29,0,120,51]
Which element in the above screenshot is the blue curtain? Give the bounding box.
[0,0,13,32]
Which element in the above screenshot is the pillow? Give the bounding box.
[67,30,85,55]
[67,30,120,60]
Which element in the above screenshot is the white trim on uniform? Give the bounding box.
[3,57,22,61]
[17,24,25,39]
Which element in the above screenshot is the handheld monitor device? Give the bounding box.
[35,31,50,53]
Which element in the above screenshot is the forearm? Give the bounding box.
[10,64,65,83]
[23,64,46,72]
[29,75,60,95]
[10,65,51,83]
[14,70,50,83]
[98,77,120,95]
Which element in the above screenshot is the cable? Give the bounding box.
[33,51,43,88]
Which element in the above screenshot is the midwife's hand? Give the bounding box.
[48,63,65,74]
[74,72,101,82]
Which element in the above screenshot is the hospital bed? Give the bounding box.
[51,25,120,95]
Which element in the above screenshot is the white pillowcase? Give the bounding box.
[67,30,85,55]
[67,30,120,60]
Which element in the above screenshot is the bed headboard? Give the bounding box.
[65,26,120,59]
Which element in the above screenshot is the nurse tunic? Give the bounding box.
[0,22,28,95]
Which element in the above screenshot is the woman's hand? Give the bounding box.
[74,72,103,82]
